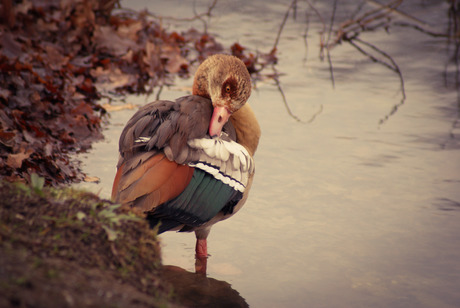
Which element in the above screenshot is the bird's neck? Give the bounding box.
[230,104,261,157]
[192,65,211,99]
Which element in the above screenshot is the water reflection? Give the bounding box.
[162,265,248,308]
[434,197,460,211]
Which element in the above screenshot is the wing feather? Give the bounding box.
[118,154,165,191]
[148,169,242,231]
[114,153,194,214]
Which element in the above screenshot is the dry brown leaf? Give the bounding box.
[117,20,143,41]
[0,32,22,59]
[44,44,69,71]
[91,66,137,93]
[161,45,188,74]
[6,148,34,169]
[94,25,137,56]
[143,41,161,76]
[101,103,138,112]
[84,175,100,183]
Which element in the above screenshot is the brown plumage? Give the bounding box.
[112,54,261,265]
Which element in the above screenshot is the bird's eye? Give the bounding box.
[225,85,231,93]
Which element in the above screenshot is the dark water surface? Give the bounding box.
[77,1,460,307]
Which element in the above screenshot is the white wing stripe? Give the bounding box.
[135,136,151,143]
[187,138,253,172]
[188,162,246,192]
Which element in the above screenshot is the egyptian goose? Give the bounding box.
[112,54,261,261]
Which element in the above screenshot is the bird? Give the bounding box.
[111,54,261,264]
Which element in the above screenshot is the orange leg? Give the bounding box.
[195,238,208,274]
[195,238,208,257]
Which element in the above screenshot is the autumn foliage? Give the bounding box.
[0,0,276,185]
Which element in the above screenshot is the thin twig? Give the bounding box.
[193,0,218,33]
[347,39,396,72]
[378,96,406,126]
[334,0,403,46]
[306,104,323,124]
[272,0,297,53]
[271,0,327,123]
[292,0,298,20]
[350,36,406,125]
[342,0,402,30]
[455,40,460,111]
[350,1,367,21]
[440,0,460,149]
[271,64,302,122]
[394,22,452,38]
[353,38,405,89]
[305,0,326,60]
[450,0,460,109]
[325,0,338,88]
[365,0,427,25]
[302,7,311,64]
[155,85,164,101]
[450,1,460,144]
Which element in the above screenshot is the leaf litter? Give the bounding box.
[0,0,277,186]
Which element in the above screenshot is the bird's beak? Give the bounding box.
[209,105,232,137]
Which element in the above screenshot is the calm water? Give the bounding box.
[76,1,460,307]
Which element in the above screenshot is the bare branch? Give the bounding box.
[306,104,323,124]
[332,0,403,46]
[271,64,303,122]
[351,36,406,125]
[272,0,297,53]
[304,0,326,60]
[325,0,338,88]
[394,21,453,38]
[365,0,427,25]
[193,0,218,33]
[347,38,397,72]
[439,0,460,149]
[155,85,164,101]
[302,7,311,64]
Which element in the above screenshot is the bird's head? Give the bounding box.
[192,54,252,137]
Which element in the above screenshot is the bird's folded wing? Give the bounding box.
[113,95,254,223]
[112,153,194,215]
[148,168,243,232]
